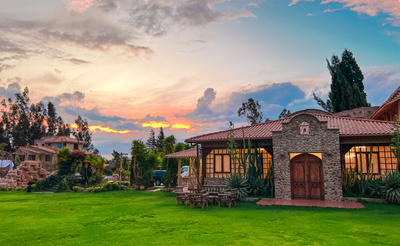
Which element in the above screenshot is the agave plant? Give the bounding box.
[222,174,250,200]
[381,171,400,204]
[248,178,264,195]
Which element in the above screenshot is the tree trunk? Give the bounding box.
[133,157,137,183]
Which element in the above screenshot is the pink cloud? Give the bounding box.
[247,2,260,8]
[288,0,314,7]
[63,0,95,13]
[292,0,400,26]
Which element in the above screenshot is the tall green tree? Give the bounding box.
[1,87,48,148]
[146,129,157,149]
[163,135,176,171]
[156,127,165,152]
[131,139,145,184]
[47,101,57,136]
[279,109,291,119]
[314,49,370,113]
[238,98,264,125]
[72,115,97,153]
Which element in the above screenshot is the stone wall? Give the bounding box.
[0,161,51,188]
[272,113,342,202]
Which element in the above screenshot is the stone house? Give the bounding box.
[14,136,85,164]
[183,86,400,202]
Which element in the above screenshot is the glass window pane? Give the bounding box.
[370,153,379,174]
[357,154,367,173]
[223,155,230,172]
[215,155,222,172]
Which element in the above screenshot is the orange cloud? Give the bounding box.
[141,122,171,128]
[71,123,131,134]
[171,123,190,130]
[63,0,95,13]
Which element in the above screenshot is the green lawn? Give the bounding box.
[1,191,399,246]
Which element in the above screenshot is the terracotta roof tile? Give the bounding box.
[44,136,85,144]
[185,113,394,143]
[19,146,57,154]
[371,86,400,120]
[165,148,200,158]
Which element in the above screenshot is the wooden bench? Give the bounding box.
[189,192,209,209]
[203,185,228,205]
[218,189,237,208]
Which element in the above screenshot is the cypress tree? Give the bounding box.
[47,101,57,136]
[314,49,370,113]
[146,129,157,149]
[156,127,165,153]
[340,49,369,107]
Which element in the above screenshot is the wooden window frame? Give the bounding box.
[45,155,51,162]
[355,151,381,175]
[214,154,231,173]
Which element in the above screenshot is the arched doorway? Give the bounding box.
[290,153,324,200]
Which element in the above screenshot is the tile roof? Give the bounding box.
[165,148,200,159]
[371,86,400,120]
[19,146,57,154]
[185,112,394,143]
[44,136,84,144]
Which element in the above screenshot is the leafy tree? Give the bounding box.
[72,115,97,152]
[238,98,264,125]
[47,101,57,136]
[146,129,157,149]
[175,142,191,152]
[156,127,165,152]
[314,49,370,113]
[163,135,176,185]
[111,150,121,171]
[279,109,291,119]
[1,87,48,147]
[390,115,400,172]
[131,139,145,184]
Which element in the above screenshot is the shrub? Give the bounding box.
[23,187,27,191]
[56,178,71,192]
[381,171,400,204]
[8,187,12,191]
[93,187,102,193]
[42,175,62,189]
[79,187,85,192]
[104,182,118,191]
[103,169,113,176]
[222,174,250,200]
[35,180,44,191]
[72,186,80,192]
[112,183,119,191]
[101,188,107,192]
[16,187,23,191]
[31,184,37,191]
[248,178,264,195]
[87,188,94,193]
[368,178,383,198]
[1,187,6,191]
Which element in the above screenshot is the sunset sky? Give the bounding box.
[1,0,400,158]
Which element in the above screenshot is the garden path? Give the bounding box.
[257,199,364,209]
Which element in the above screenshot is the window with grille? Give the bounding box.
[344,146,397,175]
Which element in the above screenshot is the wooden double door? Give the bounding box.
[290,154,324,200]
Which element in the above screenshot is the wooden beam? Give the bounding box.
[178,158,182,186]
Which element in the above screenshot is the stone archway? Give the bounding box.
[290,154,324,200]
